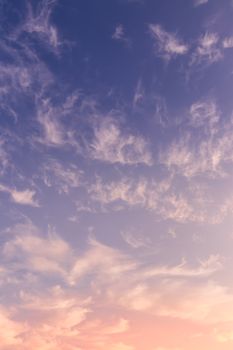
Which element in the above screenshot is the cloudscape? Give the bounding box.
[1,0,233,349]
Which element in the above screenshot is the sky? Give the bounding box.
[1,0,233,349]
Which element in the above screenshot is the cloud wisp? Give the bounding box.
[149,24,188,60]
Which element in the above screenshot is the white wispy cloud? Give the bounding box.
[19,0,61,53]
[3,222,72,278]
[161,137,223,178]
[2,285,91,349]
[0,37,54,146]
[114,274,233,325]
[133,80,144,108]
[0,60,53,118]
[87,159,233,224]
[36,97,77,148]
[0,65,31,96]
[193,0,208,7]
[42,159,83,193]
[189,100,220,129]
[121,229,151,249]
[156,282,233,323]
[0,138,9,175]
[149,24,188,60]
[191,32,222,65]
[37,98,65,146]
[12,227,218,292]
[112,24,131,47]
[0,221,137,348]
[0,296,132,350]
[90,117,153,165]
[144,255,222,278]
[71,244,225,325]
[68,236,137,285]
[112,24,125,41]
[222,36,233,49]
[160,193,201,223]
[88,175,210,223]
[0,184,39,206]
[88,176,168,211]
[0,220,230,348]
[160,103,233,179]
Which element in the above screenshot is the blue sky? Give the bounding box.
[1,0,233,349]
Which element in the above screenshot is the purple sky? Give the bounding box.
[1,0,233,349]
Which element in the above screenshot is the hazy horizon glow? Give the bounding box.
[1,1,233,349]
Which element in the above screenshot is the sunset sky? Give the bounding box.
[1,0,233,349]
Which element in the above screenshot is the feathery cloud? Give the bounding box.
[149,24,188,60]
[112,24,125,41]
[90,118,153,165]
[20,0,61,53]
[0,184,39,206]
[191,32,222,65]
[193,0,208,7]
[42,159,83,193]
[222,36,233,49]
